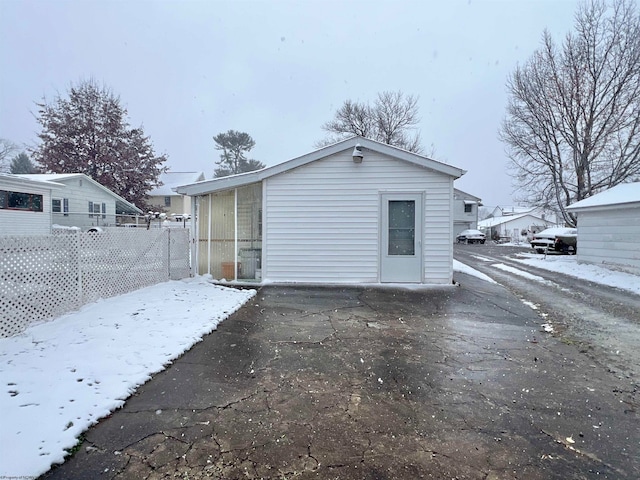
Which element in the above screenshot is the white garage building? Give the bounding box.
[567,182,640,274]
[176,137,466,285]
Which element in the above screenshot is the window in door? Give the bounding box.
[388,200,415,256]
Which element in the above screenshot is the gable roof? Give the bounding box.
[176,136,466,196]
[454,188,482,204]
[478,212,550,228]
[567,182,640,212]
[14,173,143,214]
[148,172,205,196]
[492,205,535,216]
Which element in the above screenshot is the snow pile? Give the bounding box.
[512,254,640,296]
[453,259,497,284]
[0,277,255,478]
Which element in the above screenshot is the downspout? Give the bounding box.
[234,188,238,280]
[207,193,212,276]
[192,195,198,276]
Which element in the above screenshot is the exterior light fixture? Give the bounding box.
[352,144,364,163]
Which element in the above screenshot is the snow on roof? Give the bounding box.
[478,212,548,228]
[0,173,65,189]
[494,205,535,215]
[567,182,640,211]
[16,173,83,183]
[148,172,205,196]
[14,173,142,214]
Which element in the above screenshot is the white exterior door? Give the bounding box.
[380,193,423,283]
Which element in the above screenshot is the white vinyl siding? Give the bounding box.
[50,178,117,228]
[0,186,52,235]
[263,149,454,284]
[575,208,640,272]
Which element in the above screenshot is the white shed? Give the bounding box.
[0,174,63,235]
[176,137,466,285]
[567,182,640,274]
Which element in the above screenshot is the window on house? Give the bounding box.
[164,196,171,207]
[63,198,69,216]
[464,203,473,213]
[0,190,43,211]
[102,202,106,219]
[88,201,101,217]
[52,199,62,213]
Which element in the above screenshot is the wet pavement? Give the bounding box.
[42,277,639,479]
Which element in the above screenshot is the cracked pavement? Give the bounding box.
[41,279,639,479]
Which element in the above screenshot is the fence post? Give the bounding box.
[75,231,83,307]
[167,228,171,280]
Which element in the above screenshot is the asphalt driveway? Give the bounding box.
[42,277,639,479]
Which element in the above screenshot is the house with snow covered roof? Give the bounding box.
[9,173,142,232]
[567,182,640,274]
[478,212,554,242]
[147,171,205,219]
[176,136,466,284]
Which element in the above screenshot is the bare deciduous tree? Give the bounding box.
[0,138,19,173]
[500,0,640,227]
[318,91,424,154]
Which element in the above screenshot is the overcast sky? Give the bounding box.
[0,0,581,207]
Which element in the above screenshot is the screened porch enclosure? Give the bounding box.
[196,183,262,281]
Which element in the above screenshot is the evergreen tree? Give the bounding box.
[213,130,265,177]
[10,152,38,174]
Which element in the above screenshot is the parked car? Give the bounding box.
[554,232,577,254]
[530,227,577,254]
[456,229,486,244]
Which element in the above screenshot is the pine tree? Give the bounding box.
[10,152,38,174]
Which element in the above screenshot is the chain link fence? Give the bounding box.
[0,228,191,338]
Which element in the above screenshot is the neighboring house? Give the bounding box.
[567,182,640,274]
[453,188,482,237]
[490,205,558,225]
[176,136,466,284]
[147,171,205,219]
[0,174,64,235]
[14,173,142,230]
[478,213,554,242]
[490,205,534,217]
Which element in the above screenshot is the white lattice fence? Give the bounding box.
[0,229,191,337]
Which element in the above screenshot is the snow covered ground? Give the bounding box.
[2,255,637,478]
[452,259,497,284]
[454,246,639,296]
[0,277,256,478]
[510,252,640,296]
